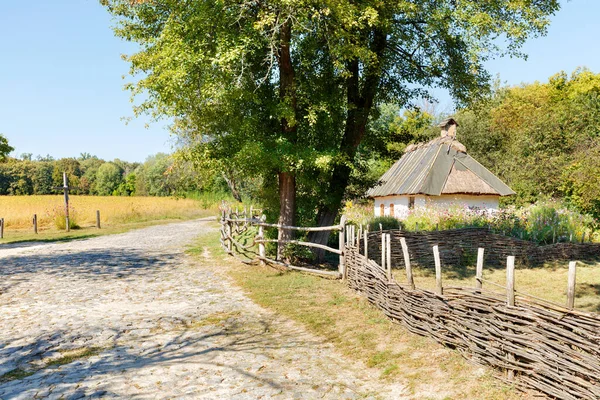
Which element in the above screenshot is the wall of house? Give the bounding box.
[373,194,500,219]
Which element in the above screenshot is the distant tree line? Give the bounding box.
[0,152,205,197]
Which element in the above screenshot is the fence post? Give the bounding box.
[567,261,577,310]
[386,234,392,282]
[364,229,368,259]
[339,215,347,278]
[506,255,516,381]
[581,232,586,244]
[227,212,232,253]
[0,218,4,239]
[96,210,101,229]
[381,232,386,270]
[258,214,266,266]
[506,256,515,306]
[433,245,442,295]
[476,248,485,292]
[400,237,414,289]
[33,214,38,234]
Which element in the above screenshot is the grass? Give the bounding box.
[0,347,102,384]
[0,195,224,244]
[189,226,527,400]
[400,260,600,313]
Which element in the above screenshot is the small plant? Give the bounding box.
[281,243,315,263]
[367,216,401,231]
[46,205,80,230]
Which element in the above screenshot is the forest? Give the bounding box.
[0,152,204,197]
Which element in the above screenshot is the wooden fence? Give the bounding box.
[346,234,600,399]
[367,228,600,268]
[221,215,600,398]
[219,208,346,278]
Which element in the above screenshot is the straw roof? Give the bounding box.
[367,135,515,198]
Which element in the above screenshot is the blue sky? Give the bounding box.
[0,0,598,162]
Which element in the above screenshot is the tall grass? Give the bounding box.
[0,195,219,231]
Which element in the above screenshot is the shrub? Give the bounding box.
[47,205,80,230]
[367,216,401,231]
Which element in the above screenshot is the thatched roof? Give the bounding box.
[367,135,515,198]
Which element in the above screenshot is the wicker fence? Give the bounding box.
[221,213,600,398]
[346,242,600,399]
[367,228,600,268]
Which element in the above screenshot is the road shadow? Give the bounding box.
[0,248,180,282]
[0,315,324,398]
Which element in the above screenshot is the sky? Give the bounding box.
[1,0,599,162]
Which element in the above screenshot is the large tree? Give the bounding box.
[103,0,560,256]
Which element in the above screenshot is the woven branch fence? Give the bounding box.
[220,212,600,398]
[346,243,600,400]
[367,228,600,268]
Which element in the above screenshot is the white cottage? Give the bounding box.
[367,118,514,219]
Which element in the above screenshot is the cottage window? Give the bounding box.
[389,203,394,216]
[409,196,415,209]
[380,203,385,216]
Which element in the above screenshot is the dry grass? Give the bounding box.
[0,195,210,230]
[401,260,600,313]
[189,228,527,400]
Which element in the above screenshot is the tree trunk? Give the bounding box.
[221,170,242,202]
[277,172,296,260]
[308,30,387,262]
[276,18,297,261]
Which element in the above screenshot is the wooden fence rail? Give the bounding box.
[219,209,345,278]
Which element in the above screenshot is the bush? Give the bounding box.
[367,216,401,231]
[392,200,596,244]
[47,205,80,230]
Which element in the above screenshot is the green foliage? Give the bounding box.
[0,134,14,162]
[102,0,560,226]
[367,216,401,231]
[398,202,595,245]
[457,69,600,216]
[95,162,124,195]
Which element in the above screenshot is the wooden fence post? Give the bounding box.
[476,248,485,292]
[433,245,442,295]
[96,210,101,229]
[506,255,516,382]
[506,256,515,306]
[581,232,586,244]
[381,232,386,270]
[33,214,38,234]
[400,237,414,289]
[386,234,392,282]
[0,218,4,239]
[339,215,347,277]
[567,261,577,310]
[258,214,266,266]
[364,230,368,259]
[227,212,232,253]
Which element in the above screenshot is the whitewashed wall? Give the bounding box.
[373,194,500,219]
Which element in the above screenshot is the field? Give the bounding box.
[0,195,221,243]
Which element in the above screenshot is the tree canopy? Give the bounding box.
[457,68,600,218]
[103,0,560,253]
[0,134,14,162]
